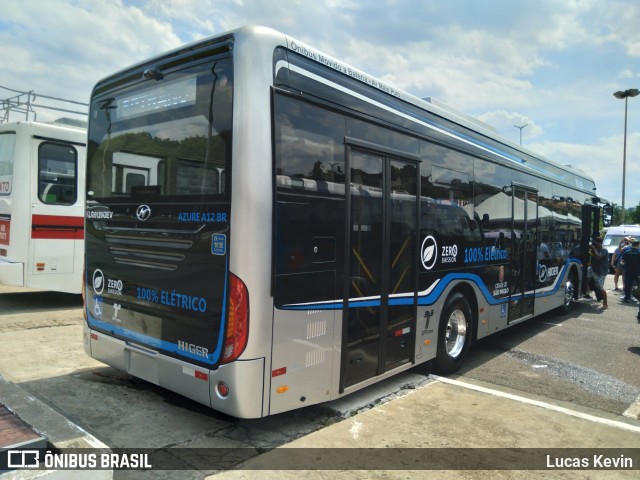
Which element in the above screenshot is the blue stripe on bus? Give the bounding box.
[87,314,218,365]
[87,308,221,365]
[281,260,581,311]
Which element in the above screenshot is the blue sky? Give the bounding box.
[1,0,639,210]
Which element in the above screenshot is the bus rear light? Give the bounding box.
[36,262,45,271]
[217,381,230,398]
[0,249,6,257]
[90,333,98,340]
[222,272,249,364]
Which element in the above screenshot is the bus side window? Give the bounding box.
[38,142,77,205]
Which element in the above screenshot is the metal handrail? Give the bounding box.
[1,85,88,124]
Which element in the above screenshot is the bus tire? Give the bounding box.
[432,292,473,375]
[558,270,577,314]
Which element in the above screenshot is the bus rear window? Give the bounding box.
[87,59,233,202]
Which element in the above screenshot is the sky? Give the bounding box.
[1,0,639,210]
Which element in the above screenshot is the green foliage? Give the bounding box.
[629,203,640,224]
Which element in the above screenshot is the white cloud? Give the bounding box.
[1,0,182,120]
[476,111,544,144]
[589,0,640,57]
[527,132,640,207]
[334,31,541,115]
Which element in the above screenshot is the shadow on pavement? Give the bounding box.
[0,291,82,314]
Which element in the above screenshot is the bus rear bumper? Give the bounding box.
[83,323,266,419]
[0,260,24,288]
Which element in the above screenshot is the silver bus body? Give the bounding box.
[84,26,601,418]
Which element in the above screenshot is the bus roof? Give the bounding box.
[91,25,596,192]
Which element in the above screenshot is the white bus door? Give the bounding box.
[341,148,419,390]
[29,137,84,292]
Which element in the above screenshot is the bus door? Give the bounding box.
[509,186,538,322]
[580,202,601,294]
[30,137,83,288]
[341,147,419,390]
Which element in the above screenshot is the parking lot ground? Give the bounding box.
[1,284,640,479]
[211,377,640,479]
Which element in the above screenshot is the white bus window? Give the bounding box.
[0,132,16,195]
[111,152,164,195]
[38,142,77,205]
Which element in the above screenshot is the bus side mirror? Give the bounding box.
[602,204,613,227]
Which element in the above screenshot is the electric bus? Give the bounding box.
[83,26,604,418]
[0,119,86,294]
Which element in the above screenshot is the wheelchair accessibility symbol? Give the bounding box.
[94,297,103,318]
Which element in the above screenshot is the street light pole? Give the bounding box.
[514,123,528,145]
[613,88,639,225]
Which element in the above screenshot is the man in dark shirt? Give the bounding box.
[588,237,609,309]
[620,240,640,303]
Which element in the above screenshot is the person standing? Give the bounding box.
[611,238,629,290]
[588,237,609,309]
[620,240,640,303]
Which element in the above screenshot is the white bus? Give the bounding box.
[84,26,605,418]
[0,119,86,294]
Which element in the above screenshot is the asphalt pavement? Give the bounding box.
[1,283,639,479]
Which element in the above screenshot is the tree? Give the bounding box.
[629,202,640,224]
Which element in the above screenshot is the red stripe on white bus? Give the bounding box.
[31,214,84,240]
[32,214,84,228]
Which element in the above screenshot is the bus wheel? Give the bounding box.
[433,293,472,375]
[559,274,576,314]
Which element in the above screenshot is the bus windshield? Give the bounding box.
[87,59,233,202]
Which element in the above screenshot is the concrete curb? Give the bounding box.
[0,378,111,479]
